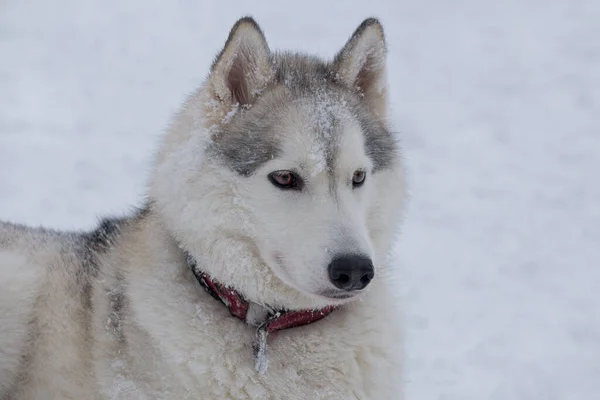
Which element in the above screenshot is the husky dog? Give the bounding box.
[0,16,406,399]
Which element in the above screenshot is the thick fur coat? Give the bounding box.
[0,17,406,399]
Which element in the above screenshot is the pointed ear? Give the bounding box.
[207,17,273,111]
[333,18,388,109]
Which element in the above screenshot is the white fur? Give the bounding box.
[0,17,406,399]
[0,252,41,393]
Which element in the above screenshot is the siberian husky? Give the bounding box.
[0,16,406,399]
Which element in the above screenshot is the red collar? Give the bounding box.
[187,253,337,373]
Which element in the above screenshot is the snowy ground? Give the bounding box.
[1,0,599,398]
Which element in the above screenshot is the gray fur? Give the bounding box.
[106,271,128,345]
[0,214,138,395]
[209,52,397,177]
[0,17,405,399]
[208,97,283,177]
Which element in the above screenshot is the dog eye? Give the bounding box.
[268,170,302,190]
[352,170,366,188]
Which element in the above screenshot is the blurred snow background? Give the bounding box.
[1,0,599,398]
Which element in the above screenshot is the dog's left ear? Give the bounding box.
[333,18,388,110]
[207,17,273,109]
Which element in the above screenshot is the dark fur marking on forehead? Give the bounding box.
[209,107,282,177]
[209,54,339,177]
[354,107,398,172]
[274,53,399,173]
[274,53,336,94]
[209,52,398,176]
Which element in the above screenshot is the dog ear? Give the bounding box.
[207,17,273,109]
[333,18,388,109]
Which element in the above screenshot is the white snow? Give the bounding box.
[1,0,599,399]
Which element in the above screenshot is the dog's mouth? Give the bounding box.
[318,289,360,300]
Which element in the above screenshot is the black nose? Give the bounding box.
[328,255,374,291]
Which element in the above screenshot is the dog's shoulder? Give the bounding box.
[0,220,74,253]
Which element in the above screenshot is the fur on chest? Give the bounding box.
[102,284,394,399]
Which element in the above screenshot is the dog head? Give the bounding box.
[150,17,405,310]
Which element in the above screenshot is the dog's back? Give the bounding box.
[0,222,102,398]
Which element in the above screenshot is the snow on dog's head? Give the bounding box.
[150,17,405,310]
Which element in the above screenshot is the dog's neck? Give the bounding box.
[184,251,337,373]
[117,208,341,373]
[186,251,336,325]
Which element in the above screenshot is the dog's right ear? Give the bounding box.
[206,17,273,112]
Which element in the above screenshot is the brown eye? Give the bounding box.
[352,170,366,188]
[268,171,302,190]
